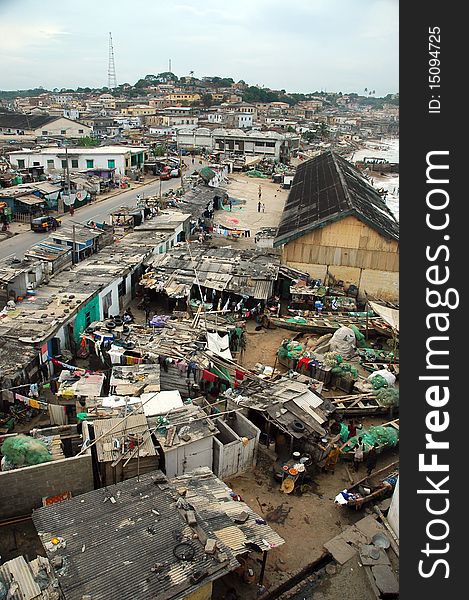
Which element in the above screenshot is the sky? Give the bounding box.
[0,0,398,95]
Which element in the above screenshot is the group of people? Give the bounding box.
[323,419,378,477]
[257,201,265,213]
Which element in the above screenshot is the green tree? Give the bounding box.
[201,93,213,107]
[75,136,100,147]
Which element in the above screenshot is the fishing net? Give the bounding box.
[323,352,342,367]
[370,374,389,389]
[1,434,52,468]
[278,341,304,359]
[376,387,400,407]
[331,363,359,379]
[350,325,367,348]
[343,426,399,453]
[246,170,269,178]
[340,422,350,442]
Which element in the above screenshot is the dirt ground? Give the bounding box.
[214,172,288,248]
[225,444,398,599]
[239,320,291,371]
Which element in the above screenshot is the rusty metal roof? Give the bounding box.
[32,471,238,600]
[172,467,285,554]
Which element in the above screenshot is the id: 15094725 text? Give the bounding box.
[428,26,441,114]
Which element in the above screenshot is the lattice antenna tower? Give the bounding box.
[108,32,117,90]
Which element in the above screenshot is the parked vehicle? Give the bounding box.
[170,168,180,178]
[31,216,61,232]
[160,166,172,181]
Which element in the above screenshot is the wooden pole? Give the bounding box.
[259,551,268,586]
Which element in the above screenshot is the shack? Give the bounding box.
[274,151,399,302]
[150,404,218,478]
[88,413,159,485]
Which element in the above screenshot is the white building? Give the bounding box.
[0,113,91,138]
[8,146,148,176]
[175,127,299,161]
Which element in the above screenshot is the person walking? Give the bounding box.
[257,201,261,212]
[229,199,233,211]
[366,445,378,476]
[262,203,265,213]
[353,436,364,472]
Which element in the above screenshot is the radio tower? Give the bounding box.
[108,32,117,90]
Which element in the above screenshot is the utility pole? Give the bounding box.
[63,141,73,217]
[72,224,77,265]
[179,150,185,193]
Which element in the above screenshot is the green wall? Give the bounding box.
[74,296,100,342]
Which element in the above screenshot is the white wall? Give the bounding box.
[9,151,129,175]
[98,280,120,320]
[33,117,91,138]
[164,437,214,478]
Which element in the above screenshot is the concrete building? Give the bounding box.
[165,92,201,103]
[274,151,399,301]
[8,145,147,176]
[0,112,91,138]
[175,127,299,161]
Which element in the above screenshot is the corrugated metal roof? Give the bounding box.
[32,472,238,600]
[0,556,42,600]
[172,467,285,553]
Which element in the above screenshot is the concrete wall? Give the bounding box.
[33,117,91,138]
[0,453,93,519]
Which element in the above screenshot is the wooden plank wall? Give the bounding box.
[282,216,399,301]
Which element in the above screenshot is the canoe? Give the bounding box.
[267,315,372,334]
[342,461,399,510]
[370,318,395,338]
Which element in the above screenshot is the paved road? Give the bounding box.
[0,175,183,260]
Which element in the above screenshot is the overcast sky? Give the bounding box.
[0,0,398,95]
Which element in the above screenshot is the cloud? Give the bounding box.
[0,23,70,51]
[0,0,398,94]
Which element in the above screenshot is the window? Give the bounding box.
[42,130,48,135]
[86,159,94,169]
[47,159,55,168]
[17,159,25,168]
[78,129,84,134]
[61,130,66,135]
[71,159,78,168]
[33,161,40,166]
[61,160,67,169]
[107,159,115,169]
[84,310,92,328]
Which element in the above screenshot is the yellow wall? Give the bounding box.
[185,581,213,600]
[282,215,399,300]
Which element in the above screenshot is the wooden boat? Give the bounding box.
[332,394,396,416]
[266,314,381,335]
[340,461,399,510]
[370,318,395,338]
[361,362,400,378]
[340,419,399,460]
